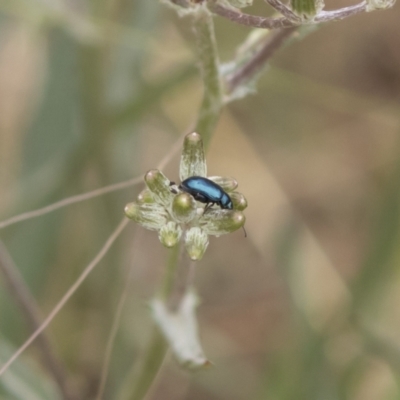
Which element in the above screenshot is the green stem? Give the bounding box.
[226,27,298,93]
[125,328,168,400]
[120,8,222,399]
[193,7,223,150]
[124,244,182,400]
[160,242,182,302]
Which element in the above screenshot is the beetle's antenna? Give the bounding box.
[242,226,247,238]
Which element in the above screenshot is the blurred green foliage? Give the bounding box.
[0,0,400,399]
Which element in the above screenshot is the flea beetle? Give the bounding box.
[170,176,246,237]
[179,176,233,210]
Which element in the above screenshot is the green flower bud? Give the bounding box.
[180,132,207,181]
[145,169,174,207]
[200,210,245,236]
[159,221,182,248]
[172,193,197,223]
[137,189,155,204]
[124,202,168,231]
[290,0,323,17]
[366,0,395,10]
[124,202,138,219]
[230,192,248,211]
[185,227,209,261]
[208,176,238,192]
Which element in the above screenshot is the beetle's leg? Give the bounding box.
[204,202,215,213]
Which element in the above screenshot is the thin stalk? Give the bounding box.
[0,176,142,230]
[160,243,183,302]
[0,241,76,400]
[0,217,128,377]
[207,0,368,29]
[264,0,301,22]
[227,27,298,93]
[166,253,194,312]
[125,329,168,400]
[96,230,141,400]
[193,7,223,150]
[207,0,295,29]
[126,244,182,400]
[0,132,184,231]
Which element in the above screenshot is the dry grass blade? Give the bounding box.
[0,217,129,377]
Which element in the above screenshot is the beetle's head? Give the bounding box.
[221,194,233,210]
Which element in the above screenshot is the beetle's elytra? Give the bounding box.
[179,176,233,210]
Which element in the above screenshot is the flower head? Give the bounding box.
[125,132,247,260]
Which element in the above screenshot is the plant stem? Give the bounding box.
[264,0,301,22]
[315,2,367,22]
[126,329,168,400]
[126,244,183,400]
[160,243,182,302]
[207,0,295,29]
[0,241,76,400]
[193,7,223,150]
[227,27,298,93]
[0,218,128,378]
[207,0,368,29]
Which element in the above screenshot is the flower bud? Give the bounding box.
[172,193,197,223]
[124,202,168,231]
[290,0,324,18]
[366,0,395,10]
[145,169,174,207]
[208,176,238,192]
[137,188,154,204]
[159,221,182,248]
[180,132,207,181]
[200,210,245,236]
[185,227,209,261]
[230,192,248,211]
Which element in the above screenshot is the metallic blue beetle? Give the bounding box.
[173,176,247,237]
[179,176,233,210]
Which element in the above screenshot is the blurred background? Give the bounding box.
[1,0,400,399]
